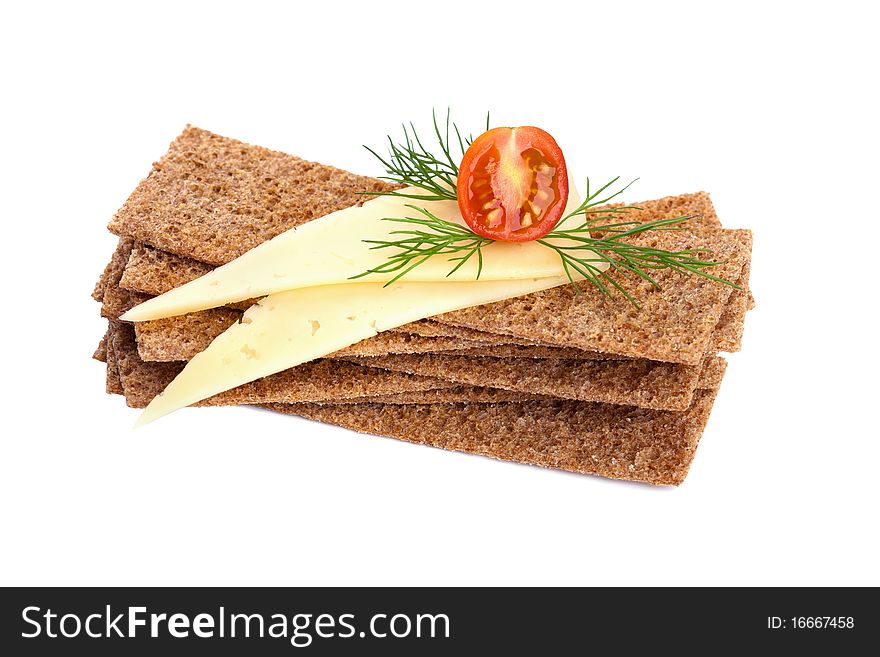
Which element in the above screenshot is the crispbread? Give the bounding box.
[98,238,136,319]
[115,245,702,355]
[389,319,525,343]
[93,331,108,362]
[92,245,120,301]
[104,339,124,396]
[104,269,647,363]
[113,242,752,360]
[343,353,715,411]
[132,307,241,362]
[438,344,626,360]
[109,322,461,408]
[426,198,748,364]
[132,308,510,363]
[106,236,746,363]
[695,356,727,391]
[104,314,725,407]
[119,242,214,296]
[117,275,632,362]
[341,356,724,404]
[435,227,750,365]
[711,236,753,352]
[101,324,546,407]
[355,268,752,356]
[98,241,151,321]
[102,286,147,321]
[112,317,724,484]
[109,230,749,366]
[118,252,750,357]
[131,301,624,362]
[314,386,548,405]
[713,284,749,352]
[108,126,396,265]
[269,372,725,486]
[120,273,743,362]
[109,315,721,413]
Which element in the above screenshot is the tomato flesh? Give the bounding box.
[457,126,568,242]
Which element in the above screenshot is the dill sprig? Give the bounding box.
[538,177,740,306]
[362,108,488,202]
[349,205,493,286]
[559,175,643,223]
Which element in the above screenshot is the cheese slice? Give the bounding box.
[121,181,602,322]
[135,277,572,425]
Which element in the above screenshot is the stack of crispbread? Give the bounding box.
[93,127,753,485]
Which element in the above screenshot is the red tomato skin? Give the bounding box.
[456,126,568,242]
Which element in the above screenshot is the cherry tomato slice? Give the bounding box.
[456,126,568,242]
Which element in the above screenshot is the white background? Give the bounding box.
[1,1,877,586]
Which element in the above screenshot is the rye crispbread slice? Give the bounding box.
[100,316,726,484]
[102,286,147,321]
[98,238,138,319]
[111,253,747,364]
[114,242,631,356]
[116,243,618,356]
[435,228,750,365]
[102,270,635,364]
[104,339,124,395]
[118,242,749,356]
[711,243,753,352]
[436,344,626,360]
[108,126,396,265]
[101,324,546,406]
[99,238,725,410]
[93,331,109,362]
[402,264,752,355]
[267,358,726,486]
[96,240,150,322]
[114,238,750,358]
[132,311,510,363]
[92,248,121,302]
[119,242,213,296]
[136,310,626,362]
[132,308,242,362]
[115,265,747,362]
[108,315,714,412]
[104,268,521,362]
[107,226,749,363]
[108,322,462,408]
[390,319,527,343]
[308,386,547,405]
[98,240,748,366]
[402,253,752,355]
[104,316,724,407]
[342,353,718,411]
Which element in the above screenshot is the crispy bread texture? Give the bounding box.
[269,361,725,486]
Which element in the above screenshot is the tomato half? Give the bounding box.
[456,126,568,242]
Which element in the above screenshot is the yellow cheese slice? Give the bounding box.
[135,276,572,425]
[121,181,602,322]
